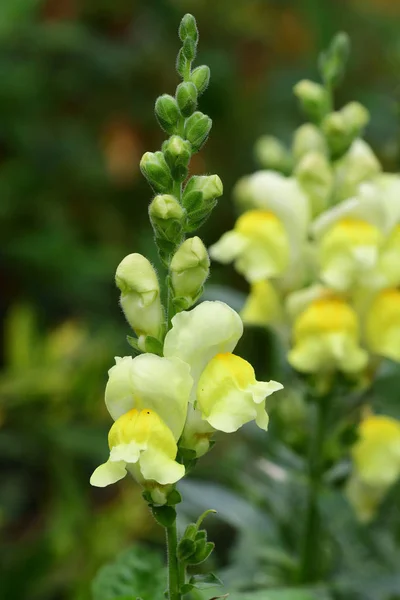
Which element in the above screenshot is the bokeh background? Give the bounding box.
[1,1,400,599]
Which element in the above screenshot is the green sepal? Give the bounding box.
[166,488,182,506]
[177,538,196,561]
[181,190,204,213]
[190,541,215,565]
[143,336,164,356]
[188,572,222,590]
[151,505,177,527]
[183,523,197,540]
[180,583,194,595]
[126,335,142,356]
[142,490,153,504]
[176,48,189,79]
[195,530,207,542]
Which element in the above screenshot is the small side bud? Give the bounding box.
[176,48,189,78]
[162,135,192,181]
[154,94,180,134]
[115,253,164,341]
[341,102,370,136]
[149,194,185,242]
[176,82,198,117]
[183,174,223,205]
[190,65,210,95]
[170,237,210,308]
[254,135,292,173]
[184,111,212,152]
[292,123,328,162]
[179,13,198,43]
[140,151,173,193]
[182,37,197,62]
[294,80,329,122]
[319,31,350,88]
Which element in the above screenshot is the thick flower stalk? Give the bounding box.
[90,14,283,600]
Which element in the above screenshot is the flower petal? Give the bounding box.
[139,448,185,485]
[90,460,127,487]
[164,301,243,387]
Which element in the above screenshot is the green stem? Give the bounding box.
[166,522,181,600]
[299,392,329,583]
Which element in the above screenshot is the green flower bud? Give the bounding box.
[149,194,185,242]
[254,135,292,173]
[292,123,328,162]
[319,31,350,88]
[190,65,210,95]
[295,151,334,217]
[293,80,329,122]
[341,102,370,136]
[182,37,197,61]
[179,13,198,43]
[170,236,210,308]
[115,253,164,341]
[176,82,198,117]
[162,135,192,181]
[183,174,223,204]
[140,151,173,193]
[176,48,189,79]
[321,111,355,158]
[154,94,180,134]
[184,111,212,152]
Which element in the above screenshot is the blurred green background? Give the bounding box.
[1,1,400,599]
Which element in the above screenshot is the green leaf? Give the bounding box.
[189,572,222,590]
[151,505,176,528]
[91,545,166,600]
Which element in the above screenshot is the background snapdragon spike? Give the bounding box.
[90,14,283,600]
[209,27,400,586]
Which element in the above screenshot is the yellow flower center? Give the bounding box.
[236,210,282,237]
[330,218,382,246]
[213,352,256,389]
[108,408,158,448]
[294,297,358,340]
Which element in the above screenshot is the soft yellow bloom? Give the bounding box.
[241,280,283,327]
[295,151,334,217]
[347,415,400,521]
[365,289,400,361]
[115,254,164,345]
[379,226,400,287]
[209,210,290,282]
[164,300,243,388]
[164,301,283,441]
[288,296,368,373]
[197,352,283,433]
[318,217,384,291]
[105,354,192,440]
[90,408,185,487]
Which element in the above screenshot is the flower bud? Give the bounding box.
[176,48,189,78]
[190,65,210,95]
[184,111,212,152]
[176,81,198,117]
[295,151,334,217]
[319,31,350,87]
[115,254,164,340]
[254,135,291,173]
[154,94,180,134]
[182,37,197,61]
[149,194,185,242]
[292,123,327,162]
[170,236,210,307]
[341,102,370,135]
[179,13,198,43]
[293,80,328,122]
[162,135,192,181]
[140,151,173,193]
[183,175,223,205]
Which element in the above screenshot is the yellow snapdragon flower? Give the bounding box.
[365,288,400,362]
[346,415,400,521]
[288,295,368,374]
[241,280,283,328]
[90,408,185,487]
